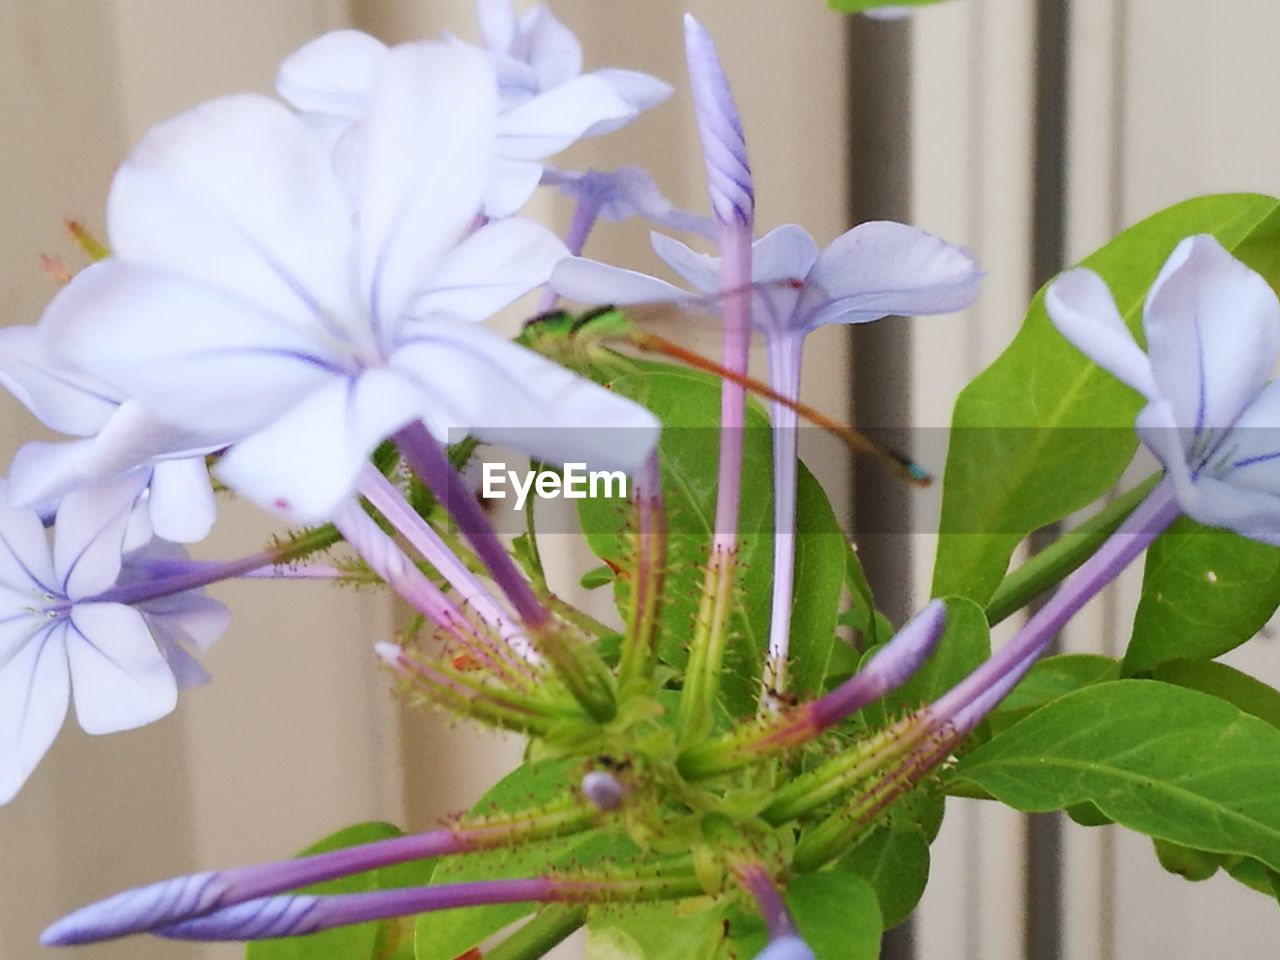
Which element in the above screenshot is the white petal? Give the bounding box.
[1213,380,1280,494]
[53,472,148,600]
[0,607,44,674]
[496,75,634,159]
[0,325,117,436]
[140,591,230,653]
[276,30,386,119]
[108,94,355,328]
[393,323,660,473]
[66,603,176,734]
[7,400,217,511]
[147,459,216,544]
[752,224,820,283]
[483,157,548,218]
[524,6,582,90]
[1144,234,1280,431]
[0,489,56,593]
[799,221,982,329]
[357,42,497,332]
[0,626,69,805]
[409,219,568,322]
[156,640,211,690]
[1137,400,1197,510]
[550,257,690,305]
[476,0,517,54]
[1180,476,1280,545]
[593,69,673,113]
[215,371,424,523]
[1046,268,1157,399]
[650,233,720,293]
[46,261,340,437]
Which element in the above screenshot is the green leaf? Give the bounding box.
[586,901,728,960]
[1153,838,1223,882]
[414,761,627,960]
[987,654,1119,734]
[934,193,1280,605]
[840,827,930,929]
[730,872,883,960]
[246,822,432,960]
[1151,659,1280,729]
[578,364,846,715]
[953,681,1280,873]
[1125,518,1280,674]
[1224,856,1280,902]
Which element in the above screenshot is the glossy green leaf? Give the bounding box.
[934,193,1280,605]
[839,827,930,928]
[247,822,432,960]
[586,901,728,960]
[987,654,1119,734]
[730,871,882,960]
[1125,518,1280,674]
[1151,659,1280,729]
[578,364,846,714]
[953,681,1280,872]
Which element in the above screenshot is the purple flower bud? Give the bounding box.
[683,15,753,227]
[581,770,626,811]
[755,934,817,960]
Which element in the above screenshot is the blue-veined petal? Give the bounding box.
[0,486,57,593]
[1046,267,1157,400]
[550,256,690,304]
[276,30,387,120]
[66,603,176,735]
[107,94,356,331]
[0,625,69,804]
[0,325,118,437]
[53,472,147,600]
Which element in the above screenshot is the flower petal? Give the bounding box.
[1180,475,1280,545]
[650,233,720,293]
[1045,268,1157,399]
[550,257,691,305]
[276,30,387,120]
[523,6,582,91]
[0,325,117,436]
[357,42,497,331]
[66,603,176,734]
[482,158,546,218]
[752,225,820,283]
[215,371,424,523]
[593,69,673,114]
[0,485,57,593]
[147,459,217,544]
[496,75,634,159]
[140,590,230,653]
[394,323,660,473]
[107,94,355,329]
[54,472,148,600]
[8,400,215,513]
[0,627,69,804]
[799,221,981,329]
[1144,234,1280,431]
[46,261,339,437]
[407,218,568,322]
[476,0,517,55]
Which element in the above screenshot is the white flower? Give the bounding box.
[1046,234,1280,543]
[0,324,219,543]
[276,5,671,217]
[0,476,228,804]
[43,42,657,525]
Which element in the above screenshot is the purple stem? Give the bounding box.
[761,332,805,705]
[89,549,281,607]
[357,467,536,663]
[329,499,477,642]
[929,480,1181,736]
[735,864,797,941]
[394,422,548,628]
[536,196,602,313]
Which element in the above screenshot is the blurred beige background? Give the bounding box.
[1,1,1278,960]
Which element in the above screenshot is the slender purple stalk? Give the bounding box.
[735,865,816,960]
[536,195,602,312]
[357,467,536,663]
[928,480,1180,735]
[329,499,478,643]
[89,548,283,607]
[761,333,805,707]
[394,422,549,627]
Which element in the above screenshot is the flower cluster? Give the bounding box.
[12,1,1280,958]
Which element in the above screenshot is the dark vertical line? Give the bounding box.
[847,14,916,960]
[1026,3,1072,960]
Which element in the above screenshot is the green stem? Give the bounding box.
[679,546,738,744]
[984,475,1159,626]
[484,906,586,960]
